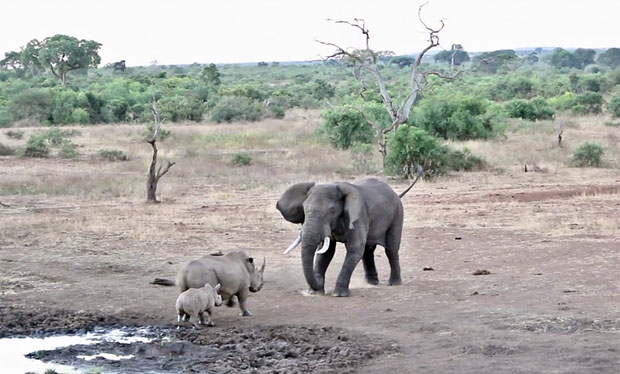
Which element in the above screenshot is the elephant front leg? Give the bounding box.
[333,247,363,297]
[362,244,379,285]
[313,241,336,292]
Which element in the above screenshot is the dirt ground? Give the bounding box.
[1,125,620,373]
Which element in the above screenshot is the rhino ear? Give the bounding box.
[276,182,315,224]
[214,283,221,292]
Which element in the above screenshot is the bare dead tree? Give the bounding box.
[146,93,176,203]
[555,117,564,147]
[317,3,461,165]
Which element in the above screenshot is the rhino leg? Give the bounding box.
[237,289,252,316]
[205,310,215,327]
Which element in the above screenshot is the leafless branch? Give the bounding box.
[146,91,175,203]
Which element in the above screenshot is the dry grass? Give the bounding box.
[1,109,619,242]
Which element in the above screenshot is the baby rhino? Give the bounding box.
[175,283,222,328]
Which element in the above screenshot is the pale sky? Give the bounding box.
[2,0,619,67]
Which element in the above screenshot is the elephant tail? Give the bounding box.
[150,277,176,286]
[398,164,424,199]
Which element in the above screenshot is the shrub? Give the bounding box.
[504,97,554,121]
[573,92,603,114]
[446,148,486,171]
[412,95,498,140]
[231,152,252,166]
[42,127,65,146]
[317,108,375,150]
[209,96,264,123]
[607,95,620,118]
[0,143,14,156]
[384,125,449,178]
[549,92,577,110]
[58,140,77,158]
[23,135,50,158]
[6,130,24,139]
[572,142,604,167]
[98,149,129,161]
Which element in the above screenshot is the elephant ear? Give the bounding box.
[276,182,315,224]
[337,182,364,229]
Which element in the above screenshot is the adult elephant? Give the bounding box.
[276,171,421,297]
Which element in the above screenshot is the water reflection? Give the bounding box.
[0,327,154,374]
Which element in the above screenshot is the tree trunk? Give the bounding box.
[146,139,159,203]
[146,140,159,203]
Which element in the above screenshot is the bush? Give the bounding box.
[572,142,604,167]
[412,95,498,140]
[504,97,554,121]
[384,125,449,178]
[317,108,375,150]
[549,92,577,110]
[23,135,50,158]
[0,143,14,156]
[209,96,264,123]
[58,140,77,158]
[231,152,252,166]
[446,148,486,171]
[5,130,24,139]
[98,149,129,161]
[573,92,603,114]
[607,95,620,118]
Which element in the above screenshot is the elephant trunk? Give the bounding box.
[300,222,329,292]
[301,245,322,291]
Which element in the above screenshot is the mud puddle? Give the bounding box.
[2,322,398,374]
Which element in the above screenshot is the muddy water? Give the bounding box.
[2,324,397,374]
[1,326,157,374]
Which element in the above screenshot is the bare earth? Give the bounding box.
[1,123,620,373]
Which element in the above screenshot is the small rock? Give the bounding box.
[473,269,491,275]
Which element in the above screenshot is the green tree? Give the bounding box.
[596,48,620,69]
[472,50,518,73]
[317,108,375,149]
[412,95,498,140]
[549,48,580,69]
[201,63,221,86]
[310,78,335,100]
[434,44,470,66]
[573,48,596,68]
[390,55,416,68]
[27,34,102,85]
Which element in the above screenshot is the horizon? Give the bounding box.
[2,0,619,67]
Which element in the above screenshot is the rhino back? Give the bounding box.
[177,260,218,292]
[176,288,210,315]
[196,255,249,296]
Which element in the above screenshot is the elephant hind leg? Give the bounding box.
[385,229,402,286]
[362,244,379,285]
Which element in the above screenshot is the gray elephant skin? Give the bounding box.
[276,177,413,297]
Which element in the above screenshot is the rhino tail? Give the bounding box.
[151,277,176,286]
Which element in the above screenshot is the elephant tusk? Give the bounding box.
[315,237,331,254]
[283,234,302,254]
